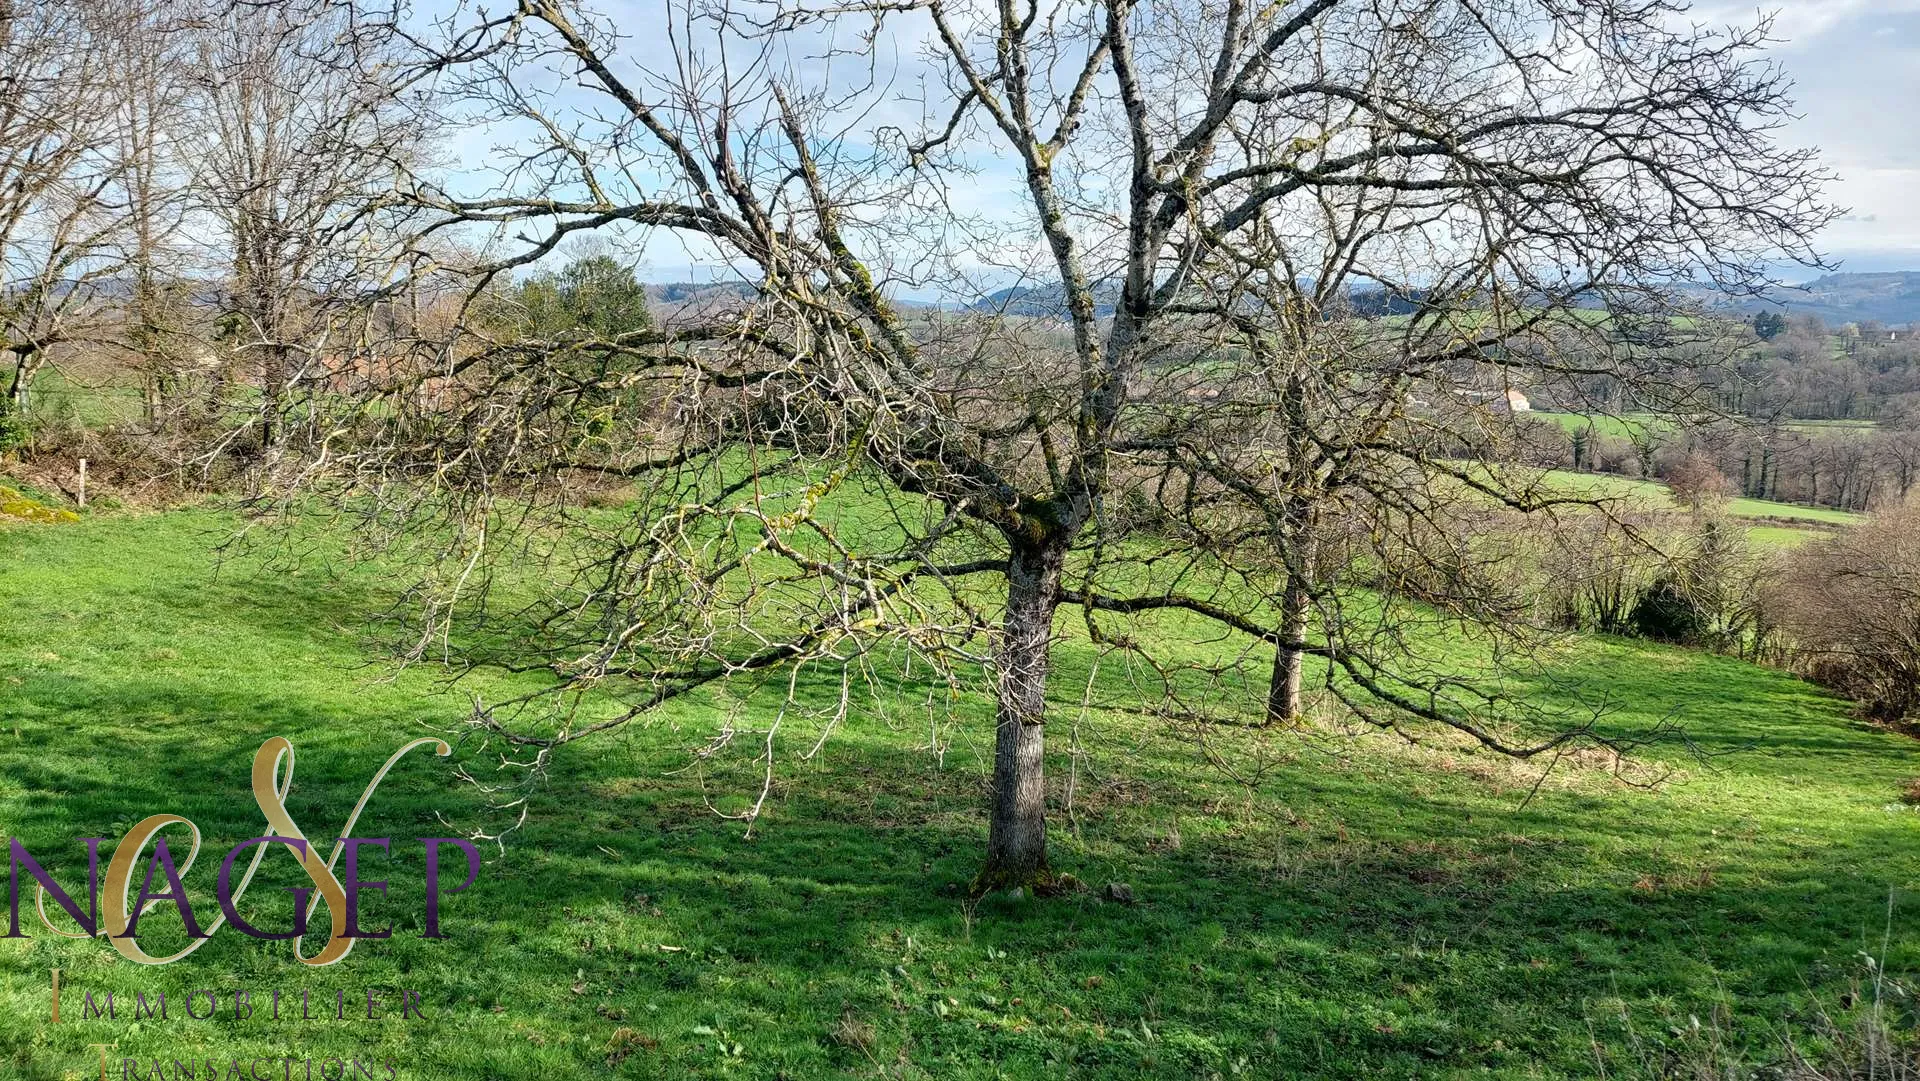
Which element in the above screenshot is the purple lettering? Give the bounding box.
[216,837,312,941]
[6,838,103,938]
[120,839,206,940]
[421,838,479,938]
[339,839,391,940]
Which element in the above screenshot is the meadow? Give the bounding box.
[1533,411,1880,441]
[1520,467,1864,551]
[1532,467,1862,523]
[2,506,1918,1079]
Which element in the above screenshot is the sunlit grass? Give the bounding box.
[1533,468,1865,525]
[1,510,1916,1078]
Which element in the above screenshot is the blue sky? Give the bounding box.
[440,0,1920,284]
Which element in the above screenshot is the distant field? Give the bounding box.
[1533,467,1861,523]
[1519,417,1873,543]
[1782,418,1880,434]
[1742,524,1824,550]
[1533,411,1881,440]
[18,367,145,428]
[1532,411,1675,441]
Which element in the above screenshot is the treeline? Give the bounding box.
[1509,309,1920,513]
[1523,413,1917,513]
[0,0,428,456]
[1737,312,1920,421]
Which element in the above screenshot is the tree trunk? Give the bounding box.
[2,347,39,450]
[981,541,1064,891]
[5,347,32,414]
[250,272,287,449]
[1265,567,1312,725]
[259,340,287,448]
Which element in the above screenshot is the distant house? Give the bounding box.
[1455,387,1532,414]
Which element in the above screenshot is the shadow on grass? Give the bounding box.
[3,514,1919,1078]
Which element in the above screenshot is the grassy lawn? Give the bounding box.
[1721,497,1862,524]
[1533,412,1880,441]
[1743,524,1826,550]
[1532,411,1675,442]
[1783,419,1880,434]
[19,368,146,430]
[3,511,1918,1078]
[1535,468,1865,526]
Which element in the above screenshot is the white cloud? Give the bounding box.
[1692,0,1920,41]
[1724,4,1920,266]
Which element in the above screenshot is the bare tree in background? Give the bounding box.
[184,0,425,447]
[1880,426,1920,502]
[0,0,144,449]
[113,1,201,431]
[1665,451,1734,517]
[1773,498,1920,725]
[263,0,1831,888]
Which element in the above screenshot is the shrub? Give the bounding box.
[1770,497,1920,725]
[1593,434,1640,475]
[1628,574,1710,644]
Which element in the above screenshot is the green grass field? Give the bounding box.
[1783,419,1881,434]
[1742,524,1826,550]
[3,510,1918,1079]
[1534,412,1881,441]
[1532,411,1675,442]
[19,368,146,429]
[1535,468,1864,527]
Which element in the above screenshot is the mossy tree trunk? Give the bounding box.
[1266,567,1312,725]
[983,540,1065,889]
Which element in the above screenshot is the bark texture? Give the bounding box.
[983,541,1065,888]
[1267,566,1312,725]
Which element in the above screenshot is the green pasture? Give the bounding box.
[0,506,1916,1079]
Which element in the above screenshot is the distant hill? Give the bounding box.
[643,280,943,313]
[666,272,1920,327]
[971,281,1122,318]
[969,281,1422,318]
[1685,271,1920,327]
[646,281,758,304]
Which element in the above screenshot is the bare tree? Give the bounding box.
[111,1,202,431]
[0,0,144,449]
[1879,427,1920,502]
[1773,498,1920,724]
[1665,450,1734,517]
[262,0,1831,888]
[183,0,424,446]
